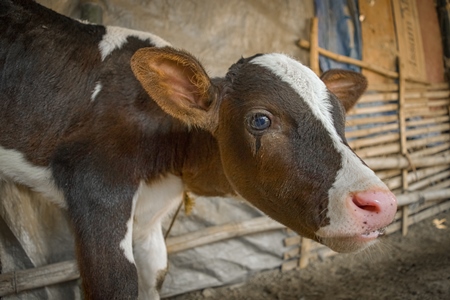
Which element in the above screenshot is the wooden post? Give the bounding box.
[299,39,398,79]
[299,237,311,269]
[398,56,410,236]
[298,17,320,270]
[298,39,429,84]
[309,17,320,75]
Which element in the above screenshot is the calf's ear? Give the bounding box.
[320,69,367,112]
[131,47,219,130]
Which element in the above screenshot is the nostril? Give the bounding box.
[352,194,381,213]
[348,190,397,231]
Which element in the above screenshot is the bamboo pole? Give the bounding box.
[406,134,450,149]
[357,89,449,104]
[367,82,448,92]
[428,99,450,107]
[364,152,450,170]
[427,178,450,191]
[348,133,399,148]
[346,123,398,139]
[355,143,400,158]
[384,175,402,191]
[408,171,450,191]
[0,261,79,297]
[166,216,284,253]
[377,169,402,180]
[348,103,398,115]
[346,115,398,127]
[396,188,450,206]
[298,39,399,79]
[309,17,320,75]
[410,143,450,158]
[407,123,450,138]
[299,237,311,269]
[408,165,449,184]
[359,92,399,103]
[405,107,449,118]
[406,115,449,127]
[397,57,410,236]
[298,40,430,84]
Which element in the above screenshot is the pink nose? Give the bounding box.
[350,190,397,230]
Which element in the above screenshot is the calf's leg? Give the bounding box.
[132,175,184,300]
[52,150,140,299]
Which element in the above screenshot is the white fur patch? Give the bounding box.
[132,174,184,299]
[133,175,184,237]
[251,54,388,236]
[91,82,102,102]
[99,26,170,61]
[119,189,138,264]
[0,146,65,207]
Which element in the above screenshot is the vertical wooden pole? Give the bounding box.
[299,17,319,269]
[309,17,320,75]
[299,238,311,269]
[398,57,409,236]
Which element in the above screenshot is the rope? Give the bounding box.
[164,198,184,240]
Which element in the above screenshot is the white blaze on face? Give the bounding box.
[250,54,387,237]
[99,26,171,61]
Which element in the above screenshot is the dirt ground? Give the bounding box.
[169,209,450,300]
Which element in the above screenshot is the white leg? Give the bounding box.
[134,222,167,300]
[132,175,184,300]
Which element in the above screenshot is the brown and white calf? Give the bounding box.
[0,0,397,299]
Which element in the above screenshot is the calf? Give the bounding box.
[0,0,397,299]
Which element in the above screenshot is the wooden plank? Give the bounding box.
[364,151,450,170]
[299,238,311,269]
[298,39,401,79]
[346,115,398,127]
[355,143,400,158]
[396,188,450,206]
[309,17,319,74]
[283,247,300,260]
[409,143,450,158]
[345,123,398,139]
[281,259,298,272]
[166,216,285,253]
[0,261,79,297]
[416,0,445,83]
[283,235,301,247]
[359,0,397,84]
[392,0,427,82]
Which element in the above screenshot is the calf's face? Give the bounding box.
[131,48,397,253]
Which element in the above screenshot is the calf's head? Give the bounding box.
[131,47,397,253]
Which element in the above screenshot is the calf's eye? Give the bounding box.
[250,113,271,131]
